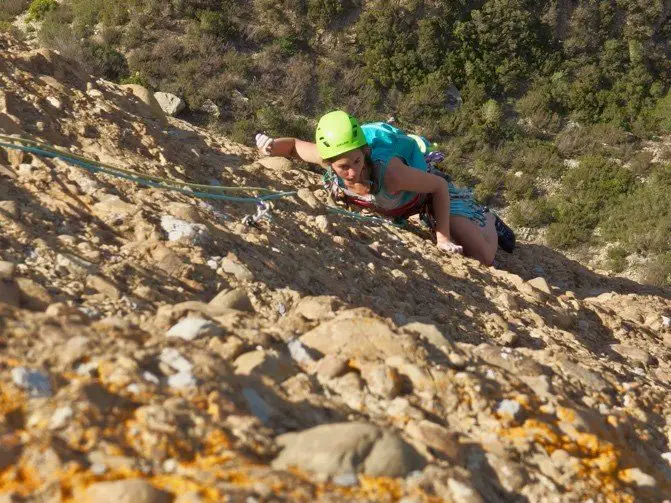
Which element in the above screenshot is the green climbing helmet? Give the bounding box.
[315,110,367,160]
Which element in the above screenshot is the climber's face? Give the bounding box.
[330,148,366,184]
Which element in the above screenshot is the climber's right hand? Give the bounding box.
[437,239,464,255]
[255,133,274,156]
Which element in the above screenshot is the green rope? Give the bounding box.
[0,135,295,204]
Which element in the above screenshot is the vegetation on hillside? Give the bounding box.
[3,0,671,286]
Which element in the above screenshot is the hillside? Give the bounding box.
[2,31,671,502]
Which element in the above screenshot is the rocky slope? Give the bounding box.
[1,33,671,502]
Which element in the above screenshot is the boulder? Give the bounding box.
[154,92,185,116]
[272,422,425,477]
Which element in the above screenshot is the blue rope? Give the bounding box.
[0,141,295,204]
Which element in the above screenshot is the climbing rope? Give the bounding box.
[0,134,296,204]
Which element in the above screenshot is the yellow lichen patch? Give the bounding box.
[357,476,404,501]
[556,406,577,424]
[0,383,25,416]
[203,428,231,454]
[499,419,563,451]
[0,463,44,496]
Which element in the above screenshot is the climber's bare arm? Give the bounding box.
[256,134,326,167]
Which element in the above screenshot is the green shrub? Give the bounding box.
[0,0,30,22]
[644,253,671,288]
[601,164,671,253]
[84,43,129,81]
[547,156,636,248]
[606,246,628,273]
[39,13,85,62]
[508,198,554,228]
[27,0,57,21]
[651,90,671,133]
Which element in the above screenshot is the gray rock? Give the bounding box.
[209,288,254,313]
[11,367,52,397]
[84,478,172,503]
[198,98,220,117]
[242,388,273,423]
[167,317,223,341]
[272,422,425,477]
[154,92,185,116]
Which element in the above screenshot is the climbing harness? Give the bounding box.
[0,134,296,224]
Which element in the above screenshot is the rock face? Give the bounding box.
[0,31,671,502]
[272,422,426,477]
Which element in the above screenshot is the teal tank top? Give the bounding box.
[360,122,427,210]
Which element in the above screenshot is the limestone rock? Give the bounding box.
[154,92,185,116]
[300,311,413,360]
[15,278,52,310]
[272,422,425,477]
[209,288,254,313]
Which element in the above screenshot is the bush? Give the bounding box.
[644,253,671,288]
[606,246,628,273]
[601,164,671,253]
[27,0,57,21]
[547,156,636,248]
[508,198,554,228]
[84,43,129,81]
[0,0,30,22]
[39,13,85,62]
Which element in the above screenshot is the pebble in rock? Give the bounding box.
[160,215,208,243]
[167,371,196,389]
[167,317,223,341]
[497,399,521,419]
[11,367,52,397]
[620,468,657,488]
[159,348,193,373]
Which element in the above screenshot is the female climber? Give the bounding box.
[255,110,515,265]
